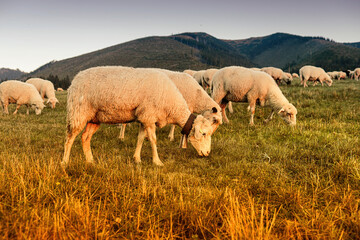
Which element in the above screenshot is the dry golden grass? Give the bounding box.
[0,79,359,239]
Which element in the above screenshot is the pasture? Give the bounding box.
[0,78,359,239]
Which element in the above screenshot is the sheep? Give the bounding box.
[261,67,292,85]
[26,78,59,108]
[211,66,297,126]
[299,66,332,87]
[57,88,64,91]
[292,73,299,78]
[183,69,197,77]
[193,70,206,88]
[354,68,360,81]
[202,68,218,90]
[62,66,218,167]
[0,80,45,115]
[346,70,355,79]
[327,71,339,80]
[119,68,222,141]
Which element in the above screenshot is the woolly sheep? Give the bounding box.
[26,78,59,108]
[62,66,218,167]
[119,68,222,141]
[299,66,332,87]
[211,66,297,126]
[292,73,299,78]
[0,80,45,115]
[183,69,197,77]
[261,67,292,85]
[354,68,360,81]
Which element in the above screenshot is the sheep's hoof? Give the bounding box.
[134,156,141,164]
[153,160,164,167]
[168,136,174,141]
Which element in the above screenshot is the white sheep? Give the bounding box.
[299,66,332,87]
[354,68,360,81]
[26,78,59,108]
[119,68,222,141]
[292,73,299,78]
[183,69,197,77]
[62,66,218,167]
[211,66,297,126]
[261,67,292,85]
[0,80,45,115]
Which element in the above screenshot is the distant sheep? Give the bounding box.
[0,80,45,115]
[299,66,332,87]
[292,73,299,78]
[354,68,360,81]
[26,78,59,108]
[261,67,292,85]
[119,68,222,141]
[62,66,217,167]
[212,66,297,126]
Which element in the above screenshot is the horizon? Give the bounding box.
[1,0,359,72]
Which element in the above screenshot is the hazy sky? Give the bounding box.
[1,0,359,72]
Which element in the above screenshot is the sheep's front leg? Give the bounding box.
[81,122,100,164]
[133,124,147,164]
[168,124,176,141]
[145,124,164,166]
[220,100,230,123]
[247,100,256,126]
[1,101,9,114]
[264,110,275,124]
[13,104,21,115]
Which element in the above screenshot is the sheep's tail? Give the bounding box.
[66,87,91,134]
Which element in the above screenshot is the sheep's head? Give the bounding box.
[32,101,46,115]
[277,103,297,126]
[325,77,333,86]
[180,114,213,157]
[47,97,59,108]
[201,107,222,134]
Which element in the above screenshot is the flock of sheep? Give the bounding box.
[0,65,359,166]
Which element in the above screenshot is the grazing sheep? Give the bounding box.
[354,68,360,81]
[26,78,59,108]
[292,73,299,78]
[202,68,218,90]
[212,66,297,126]
[62,66,217,167]
[346,70,355,79]
[339,71,346,80]
[299,66,332,87]
[0,80,45,115]
[183,69,197,77]
[261,67,292,85]
[193,70,206,88]
[119,68,222,141]
[327,71,339,80]
[57,88,64,91]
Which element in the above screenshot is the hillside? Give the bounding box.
[0,68,27,81]
[26,32,360,82]
[226,33,360,72]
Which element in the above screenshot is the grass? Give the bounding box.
[0,79,359,239]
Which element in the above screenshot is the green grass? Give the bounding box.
[0,79,359,239]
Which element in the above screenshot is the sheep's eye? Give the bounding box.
[202,133,206,136]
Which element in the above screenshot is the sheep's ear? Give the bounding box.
[179,135,188,148]
[212,107,217,113]
[46,99,50,104]
[278,108,285,114]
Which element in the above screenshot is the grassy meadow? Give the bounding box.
[0,78,359,239]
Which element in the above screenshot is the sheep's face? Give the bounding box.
[202,107,222,134]
[188,115,213,157]
[32,102,45,115]
[47,98,59,109]
[278,104,297,126]
[325,78,333,86]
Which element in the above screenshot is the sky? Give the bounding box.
[1,0,359,72]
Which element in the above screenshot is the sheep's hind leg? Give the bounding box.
[146,124,164,166]
[264,110,275,124]
[133,124,147,164]
[81,122,100,164]
[247,100,256,126]
[62,123,87,167]
[118,124,126,140]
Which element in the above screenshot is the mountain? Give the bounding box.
[344,42,360,48]
[26,32,360,83]
[0,68,27,81]
[26,33,254,81]
[226,32,360,72]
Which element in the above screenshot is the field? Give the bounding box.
[0,79,359,239]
